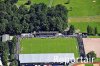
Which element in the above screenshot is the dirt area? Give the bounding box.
[77,64,85,66]
[83,38,100,58]
[93,64,99,66]
[68,16,100,22]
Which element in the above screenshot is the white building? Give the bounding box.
[21,33,34,38]
[19,53,75,65]
[2,34,13,42]
[0,57,2,66]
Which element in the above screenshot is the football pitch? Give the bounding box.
[20,38,79,57]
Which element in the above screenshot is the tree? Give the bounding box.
[1,52,8,66]
[9,36,17,60]
[22,21,29,33]
[29,23,34,32]
[10,0,18,4]
[9,59,18,66]
[68,25,75,35]
[1,42,9,66]
[0,1,6,11]
[25,0,31,5]
[87,51,96,61]
[87,25,93,35]
[0,1,68,34]
[4,0,18,4]
[13,23,22,34]
[0,23,6,35]
[94,27,98,35]
[18,5,28,15]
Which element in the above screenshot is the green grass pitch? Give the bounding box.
[20,38,79,57]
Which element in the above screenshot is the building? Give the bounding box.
[0,57,2,66]
[2,34,13,42]
[19,53,75,66]
[21,33,34,38]
[34,31,58,37]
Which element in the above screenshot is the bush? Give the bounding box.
[25,0,31,5]
[87,51,96,62]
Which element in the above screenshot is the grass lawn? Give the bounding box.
[17,0,100,17]
[52,0,100,17]
[85,64,93,66]
[17,0,49,6]
[88,36,100,38]
[69,22,100,33]
[94,58,100,62]
[20,38,79,58]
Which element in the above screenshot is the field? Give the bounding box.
[17,0,49,5]
[52,0,100,17]
[85,64,93,66]
[17,0,100,17]
[17,0,100,33]
[69,22,100,33]
[20,38,79,57]
[88,36,100,38]
[83,38,100,58]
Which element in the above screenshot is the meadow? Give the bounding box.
[17,0,100,33]
[20,38,79,57]
[17,0,100,17]
[85,64,93,66]
[69,22,100,33]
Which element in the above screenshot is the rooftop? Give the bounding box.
[19,53,75,63]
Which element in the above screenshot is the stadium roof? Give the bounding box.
[19,53,75,63]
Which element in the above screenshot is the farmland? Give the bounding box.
[20,38,79,57]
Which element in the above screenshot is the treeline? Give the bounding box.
[0,37,18,66]
[87,25,98,35]
[0,0,68,35]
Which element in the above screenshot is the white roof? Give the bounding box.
[0,60,2,65]
[19,53,75,63]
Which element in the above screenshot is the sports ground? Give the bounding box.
[83,38,100,58]
[20,38,79,57]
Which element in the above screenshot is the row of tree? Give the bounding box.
[63,25,98,35]
[87,25,98,35]
[0,37,18,66]
[0,0,68,35]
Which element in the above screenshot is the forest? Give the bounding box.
[0,0,68,35]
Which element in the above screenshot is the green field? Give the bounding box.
[88,36,100,38]
[69,22,100,33]
[17,0,49,6]
[53,0,100,17]
[17,0,100,17]
[85,64,93,66]
[17,0,100,32]
[20,38,79,57]
[94,58,100,62]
